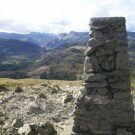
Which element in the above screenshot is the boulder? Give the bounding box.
[28,101,42,114]
[63,94,74,103]
[82,73,106,82]
[12,118,23,128]
[15,86,23,93]
[84,56,101,73]
[37,122,57,135]
[18,124,34,135]
[38,92,47,99]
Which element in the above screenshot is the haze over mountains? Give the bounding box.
[0,31,135,79]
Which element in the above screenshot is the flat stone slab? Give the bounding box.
[89,17,125,29]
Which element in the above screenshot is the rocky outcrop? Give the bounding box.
[18,122,57,135]
[72,17,135,135]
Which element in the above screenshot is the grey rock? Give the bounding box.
[15,86,23,93]
[82,73,106,82]
[83,82,107,88]
[96,87,108,95]
[95,47,113,57]
[116,128,133,135]
[89,17,125,29]
[0,85,9,92]
[86,46,97,56]
[38,92,47,99]
[95,47,106,56]
[28,101,42,114]
[63,94,73,103]
[18,124,33,135]
[110,81,130,90]
[111,31,127,39]
[107,70,129,77]
[12,118,23,128]
[73,17,134,135]
[116,53,129,69]
[0,118,4,125]
[114,46,127,53]
[84,56,101,73]
[106,100,134,111]
[89,30,106,40]
[116,39,128,46]
[100,56,114,71]
[88,38,104,47]
[113,92,131,100]
[37,122,57,135]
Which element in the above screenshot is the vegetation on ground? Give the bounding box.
[0,78,82,87]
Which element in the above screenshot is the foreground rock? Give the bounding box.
[18,122,57,135]
[0,83,80,135]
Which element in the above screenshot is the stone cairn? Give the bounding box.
[72,17,135,135]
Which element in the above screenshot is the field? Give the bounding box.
[0,75,135,93]
[0,78,82,87]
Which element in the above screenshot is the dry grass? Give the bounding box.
[0,78,82,87]
[1,77,135,95]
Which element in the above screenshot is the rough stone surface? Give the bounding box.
[37,122,57,135]
[72,17,135,135]
[18,124,33,135]
[12,118,24,128]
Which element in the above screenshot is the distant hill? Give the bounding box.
[44,31,88,49]
[0,31,135,49]
[0,32,56,47]
[0,31,88,49]
[0,38,46,57]
[128,32,135,39]
[0,31,135,79]
[0,39,46,78]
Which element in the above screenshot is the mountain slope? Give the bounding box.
[0,31,135,80]
[0,38,46,57]
[0,32,56,46]
[30,33,135,79]
[44,31,88,49]
[0,39,46,78]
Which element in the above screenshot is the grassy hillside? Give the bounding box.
[0,78,82,87]
[28,38,135,80]
[0,39,46,78]
[32,44,86,79]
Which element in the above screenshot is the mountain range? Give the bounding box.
[0,31,135,79]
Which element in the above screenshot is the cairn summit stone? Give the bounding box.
[72,17,135,135]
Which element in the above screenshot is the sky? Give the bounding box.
[0,0,134,33]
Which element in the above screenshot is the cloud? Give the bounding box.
[0,0,134,33]
[0,19,34,33]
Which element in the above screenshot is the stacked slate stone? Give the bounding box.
[72,17,135,135]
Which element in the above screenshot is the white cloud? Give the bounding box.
[0,0,134,33]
